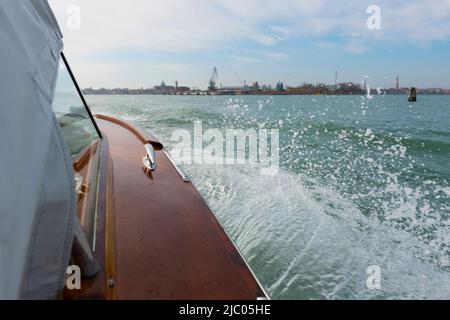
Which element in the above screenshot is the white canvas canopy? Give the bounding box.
[0,0,76,299]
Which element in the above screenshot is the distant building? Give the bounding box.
[176,86,190,94]
[154,81,175,94]
[276,82,284,91]
[336,82,364,95]
[129,87,144,95]
[218,86,242,95]
[287,84,317,95]
[111,88,129,95]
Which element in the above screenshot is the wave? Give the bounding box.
[186,164,450,299]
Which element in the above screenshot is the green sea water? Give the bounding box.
[86,94,450,299]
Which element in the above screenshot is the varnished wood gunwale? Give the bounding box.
[93,113,163,150]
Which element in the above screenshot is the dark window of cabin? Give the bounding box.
[53,61,100,158]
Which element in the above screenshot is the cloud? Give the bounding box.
[269,25,296,41]
[227,55,263,64]
[71,61,194,88]
[49,0,295,58]
[50,0,450,58]
[144,63,192,72]
[47,0,450,87]
[246,32,277,46]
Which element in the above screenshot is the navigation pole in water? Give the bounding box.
[409,87,417,102]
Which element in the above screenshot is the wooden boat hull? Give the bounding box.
[65,115,267,300]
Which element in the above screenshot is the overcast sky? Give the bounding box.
[49,0,450,89]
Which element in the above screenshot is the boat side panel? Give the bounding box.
[64,136,112,299]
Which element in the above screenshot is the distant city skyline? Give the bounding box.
[49,0,450,89]
[82,74,450,92]
[87,73,450,90]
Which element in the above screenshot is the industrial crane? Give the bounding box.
[208,67,219,91]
